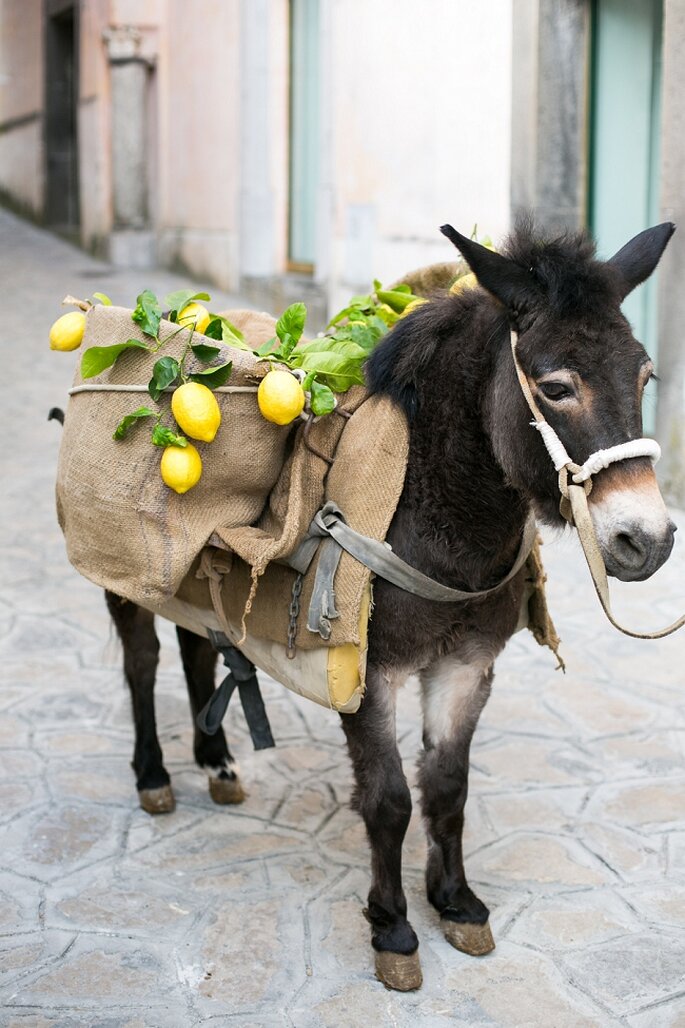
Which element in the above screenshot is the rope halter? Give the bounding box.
[509,330,661,521]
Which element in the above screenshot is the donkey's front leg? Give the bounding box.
[340,665,422,991]
[418,654,495,956]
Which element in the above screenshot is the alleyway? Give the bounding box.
[1,208,684,1026]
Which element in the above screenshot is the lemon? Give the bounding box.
[171,382,221,442]
[449,272,478,295]
[178,302,211,335]
[399,298,429,318]
[160,443,203,494]
[257,370,305,425]
[49,311,86,351]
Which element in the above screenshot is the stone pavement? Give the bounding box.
[1,207,685,1026]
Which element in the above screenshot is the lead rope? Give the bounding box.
[510,330,684,640]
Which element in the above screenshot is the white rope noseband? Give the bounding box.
[532,421,661,483]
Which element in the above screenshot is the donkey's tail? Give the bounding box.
[48,407,65,425]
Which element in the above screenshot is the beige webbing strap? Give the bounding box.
[567,483,685,640]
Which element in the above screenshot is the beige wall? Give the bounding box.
[0,0,44,215]
[321,0,513,312]
[156,0,243,288]
[78,0,112,251]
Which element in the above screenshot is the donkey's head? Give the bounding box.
[442,220,676,582]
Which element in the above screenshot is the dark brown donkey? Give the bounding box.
[107,220,677,990]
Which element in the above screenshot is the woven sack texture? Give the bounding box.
[176,390,410,650]
[56,305,293,604]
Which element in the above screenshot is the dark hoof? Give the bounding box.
[209,775,245,805]
[139,785,176,815]
[442,919,495,956]
[374,950,423,991]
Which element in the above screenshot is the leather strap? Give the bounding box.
[567,483,685,640]
[288,501,537,606]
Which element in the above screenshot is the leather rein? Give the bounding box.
[510,330,684,639]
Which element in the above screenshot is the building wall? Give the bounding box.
[0,0,44,216]
[155,0,244,289]
[320,0,514,313]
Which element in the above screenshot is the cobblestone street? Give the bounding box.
[1,208,685,1026]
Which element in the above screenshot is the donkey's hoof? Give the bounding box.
[139,785,176,815]
[374,949,423,991]
[209,775,245,805]
[442,918,495,956]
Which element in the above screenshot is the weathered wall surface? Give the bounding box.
[0,0,44,216]
[321,0,514,312]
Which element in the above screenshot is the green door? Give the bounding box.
[588,0,663,430]
[288,0,320,269]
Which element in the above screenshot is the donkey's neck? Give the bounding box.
[390,308,530,591]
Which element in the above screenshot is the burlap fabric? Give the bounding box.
[175,390,410,650]
[56,305,295,604]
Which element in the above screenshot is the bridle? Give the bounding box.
[510,330,684,639]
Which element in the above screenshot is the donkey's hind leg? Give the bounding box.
[105,591,175,814]
[418,654,495,956]
[340,665,422,991]
[176,626,245,805]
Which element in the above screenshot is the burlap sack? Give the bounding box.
[56,305,295,604]
[176,390,410,651]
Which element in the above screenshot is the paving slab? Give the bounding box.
[1,208,685,1025]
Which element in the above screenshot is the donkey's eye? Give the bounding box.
[538,381,574,401]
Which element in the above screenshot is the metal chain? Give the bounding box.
[286,572,304,659]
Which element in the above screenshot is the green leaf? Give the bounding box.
[92,292,112,306]
[275,303,307,346]
[163,290,211,318]
[204,318,222,340]
[375,288,416,313]
[113,406,157,440]
[147,356,180,401]
[151,424,188,448]
[153,356,181,389]
[256,335,278,356]
[81,339,151,379]
[295,350,366,391]
[205,316,253,352]
[191,343,221,361]
[309,379,336,416]
[131,289,163,337]
[189,361,233,389]
[348,321,383,353]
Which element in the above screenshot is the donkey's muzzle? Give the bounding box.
[605,519,676,582]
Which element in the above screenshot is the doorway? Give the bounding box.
[44,2,80,235]
[588,0,663,428]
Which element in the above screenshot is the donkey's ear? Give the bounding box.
[440,225,538,316]
[608,222,676,300]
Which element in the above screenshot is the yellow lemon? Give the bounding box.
[171,382,221,442]
[257,370,305,425]
[49,311,86,351]
[399,297,429,318]
[449,272,478,295]
[160,443,203,494]
[178,302,211,335]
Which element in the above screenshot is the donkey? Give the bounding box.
[106,219,676,990]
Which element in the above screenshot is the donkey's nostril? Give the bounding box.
[615,531,647,564]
